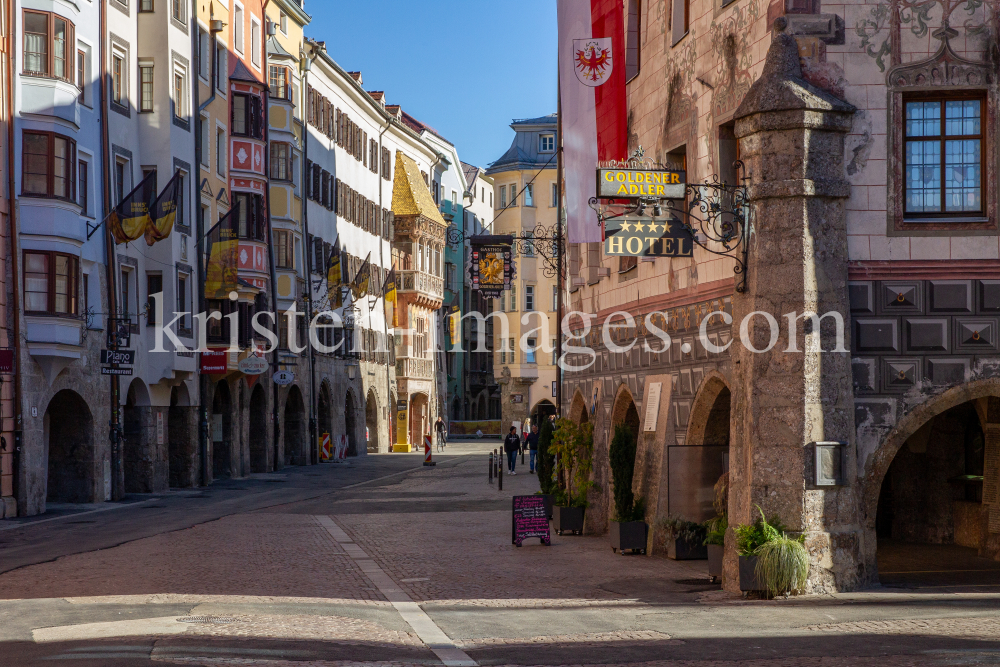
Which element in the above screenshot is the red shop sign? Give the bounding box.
[200,348,228,374]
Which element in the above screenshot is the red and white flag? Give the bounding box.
[558,0,627,244]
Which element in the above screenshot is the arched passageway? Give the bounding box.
[409,393,429,447]
[46,390,97,503]
[122,379,149,493]
[283,386,306,466]
[169,384,196,487]
[212,381,232,479]
[249,384,267,472]
[345,389,359,456]
[530,399,557,431]
[676,375,731,522]
[875,397,1000,587]
[569,390,588,425]
[366,390,379,453]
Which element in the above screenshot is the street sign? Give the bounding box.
[107,319,131,349]
[101,366,133,376]
[273,370,295,386]
[238,353,268,375]
[200,348,228,374]
[0,349,15,374]
[597,167,686,199]
[101,349,135,365]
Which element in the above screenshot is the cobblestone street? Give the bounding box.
[1,441,999,666]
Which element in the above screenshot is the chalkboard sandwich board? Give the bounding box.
[512,495,551,547]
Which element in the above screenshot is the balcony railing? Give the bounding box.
[395,356,434,379]
[398,269,444,302]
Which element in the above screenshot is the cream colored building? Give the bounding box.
[486,114,559,434]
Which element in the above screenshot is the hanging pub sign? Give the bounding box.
[604,216,694,257]
[470,235,513,299]
[597,168,686,199]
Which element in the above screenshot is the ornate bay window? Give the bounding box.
[23,11,75,84]
[22,130,76,200]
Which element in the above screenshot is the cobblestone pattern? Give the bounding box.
[180,613,421,646]
[0,514,384,601]
[455,630,682,648]
[803,616,1000,638]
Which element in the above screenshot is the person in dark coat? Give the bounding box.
[503,426,520,475]
[525,424,540,473]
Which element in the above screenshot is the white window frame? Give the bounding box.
[551,181,558,208]
[525,285,534,311]
[200,111,210,170]
[524,183,534,207]
[214,37,228,96]
[279,10,287,34]
[76,40,93,109]
[215,119,227,176]
[198,25,210,81]
[233,2,245,55]
[539,134,555,152]
[172,61,187,119]
[250,16,261,70]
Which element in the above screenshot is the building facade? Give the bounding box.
[0,0,15,517]
[562,0,1000,592]
[488,115,560,436]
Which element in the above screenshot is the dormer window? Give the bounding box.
[539,134,555,152]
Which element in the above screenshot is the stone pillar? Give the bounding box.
[726,19,858,593]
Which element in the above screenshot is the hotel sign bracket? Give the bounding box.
[588,150,752,293]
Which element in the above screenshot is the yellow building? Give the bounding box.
[485,115,560,434]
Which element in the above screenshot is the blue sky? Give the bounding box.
[305,0,557,170]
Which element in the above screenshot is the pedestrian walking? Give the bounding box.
[526,424,540,473]
[503,426,520,475]
[434,416,447,452]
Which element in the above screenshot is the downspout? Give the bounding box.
[428,152,444,423]
[260,4,281,472]
[300,45,318,464]
[195,13,223,486]
[4,0,24,511]
[99,0,123,501]
[376,116,391,452]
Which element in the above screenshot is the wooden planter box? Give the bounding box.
[739,555,762,592]
[707,544,724,581]
[611,521,648,554]
[667,535,708,560]
[553,505,584,535]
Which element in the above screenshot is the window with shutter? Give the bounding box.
[306,233,314,270]
[314,238,323,273]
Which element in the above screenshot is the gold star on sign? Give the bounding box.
[619,221,632,232]
[649,223,663,234]
[632,221,645,232]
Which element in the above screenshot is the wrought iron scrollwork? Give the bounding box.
[447,222,566,280]
[588,160,753,293]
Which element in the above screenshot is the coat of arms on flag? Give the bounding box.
[573,38,613,87]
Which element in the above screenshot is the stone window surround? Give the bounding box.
[885,25,997,237]
[173,157,192,234]
[109,33,130,118]
[171,51,190,132]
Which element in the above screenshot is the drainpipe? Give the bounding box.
[261,8,281,472]
[300,45,318,464]
[4,0,24,512]
[195,15,225,486]
[376,116,392,452]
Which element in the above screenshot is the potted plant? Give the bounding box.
[734,508,808,596]
[608,423,647,554]
[550,419,593,535]
[704,472,729,582]
[703,514,727,582]
[660,515,708,560]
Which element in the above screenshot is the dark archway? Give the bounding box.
[318,382,332,460]
[249,384,268,472]
[569,389,589,425]
[452,397,461,422]
[169,384,196,487]
[46,390,96,503]
[389,392,398,449]
[366,390,379,453]
[122,379,148,493]
[875,398,1000,586]
[212,380,232,479]
[677,373,732,522]
[530,399,557,431]
[345,389,358,456]
[409,393,429,448]
[283,386,306,466]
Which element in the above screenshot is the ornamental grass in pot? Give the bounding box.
[734,508,808,597]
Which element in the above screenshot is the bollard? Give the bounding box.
[489,452,493,483]
[498,459,503,491]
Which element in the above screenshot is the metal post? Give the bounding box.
[498,454,503,491]
[489,451,493,483]
[556,85,564,420]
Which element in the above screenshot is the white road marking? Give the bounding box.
[315,515,476,667]
[32,616,190,642]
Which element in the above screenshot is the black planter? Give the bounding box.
[610,520,648,554]
[538,494,553,520]
[739,555,762,592]
[553,505,585,535]
[707,544,724,582]
[667,535,707,560]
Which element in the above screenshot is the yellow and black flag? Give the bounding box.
[382,267,396,327]
[204,202,240,300]
[109,171,156,244]
[327,236,342,309]
[145,171,182,246]
[351,252,371,299]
